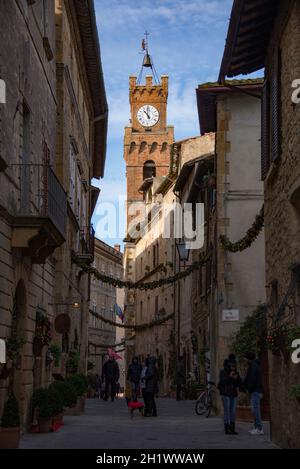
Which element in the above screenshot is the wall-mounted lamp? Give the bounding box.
[49,301,81,309]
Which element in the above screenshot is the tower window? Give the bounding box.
[139,141,147,153]
[150,142,158,153]
[129,142,136,153]
[161,142,168,152]
[143,160,156,180]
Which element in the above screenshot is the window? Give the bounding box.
[150,142,158,153]
[261,48,281,180]
[129,142,136,153]
[139,141,147,153]
[143,160,156,180]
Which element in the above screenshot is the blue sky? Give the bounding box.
[92,0,234,248]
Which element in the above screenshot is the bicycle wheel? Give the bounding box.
[205,390,214,418]
[195,393,207,415]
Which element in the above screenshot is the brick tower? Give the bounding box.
[124,73,174,227]
[123,43,174,395]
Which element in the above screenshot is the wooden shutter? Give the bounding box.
[261,80,270,180]
[271,49,281,163]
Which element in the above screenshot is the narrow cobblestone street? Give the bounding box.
[20,398,277,450]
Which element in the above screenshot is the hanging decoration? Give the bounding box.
[76,251,211,291]
[35,315,52,346]
[89,308,174,331]
[220,205,264,252]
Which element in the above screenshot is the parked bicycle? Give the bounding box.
[195,380,216,417]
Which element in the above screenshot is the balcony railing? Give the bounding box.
[13,163,67,238]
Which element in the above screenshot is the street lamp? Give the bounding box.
[176,240,190,262]
[175,240,190,357]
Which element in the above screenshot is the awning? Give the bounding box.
[219,0,280,81]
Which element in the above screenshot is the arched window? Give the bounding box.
[161,142,168,152]
[129,142,136,153]
[150,142,158,153]
[143,160,156,180]
[139,141,147,153]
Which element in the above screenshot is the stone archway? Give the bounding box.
[11,279,28,428]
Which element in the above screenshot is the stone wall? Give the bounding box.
[264,0,300,449]
[0,0,57,428]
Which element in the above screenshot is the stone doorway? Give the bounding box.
[11,279,28,429]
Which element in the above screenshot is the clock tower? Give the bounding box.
[124,68,174,227]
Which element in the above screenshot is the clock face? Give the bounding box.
[137,105,159,127]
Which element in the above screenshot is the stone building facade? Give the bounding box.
[89,239,123,375]
[195,81,266,404]
[219,0,300,449]
[173,134,215,384]
[0,0,107,430]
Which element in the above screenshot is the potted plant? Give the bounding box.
[67,374,88,413]
[66,351,80,375]
[67,374,88,412]
[48,386,65,426]
[49,380,77,417]
[48,344,62,367]
[32,388,63,433]
[289,385,300,406]
[64,375,86,415]
[0,393,20,449]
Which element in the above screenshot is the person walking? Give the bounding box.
[140,358,148,408]
[127,356,142,402]
[102,355,120,402]
[218,355,242,435]
[244,352,264,435]
[175,356,185,401]
[145,356,159,417]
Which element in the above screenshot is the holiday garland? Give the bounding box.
[220,205,264,252]
[89,308,174,331]
[77,251,211,291]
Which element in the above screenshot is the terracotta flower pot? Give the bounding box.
[52,412,64,425]
[38,417,52,433]
[236,406,253,422]
[64,398,81,416]
[0,427,20,449]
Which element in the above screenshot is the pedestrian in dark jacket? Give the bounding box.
[127,356,142,402]
[218,355,242,435]
[175,356,185,401]
[244,352,264,435]
[145,356,159,416]
[102,356,120,402]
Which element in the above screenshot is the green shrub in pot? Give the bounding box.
[1,393,20,428]
[49,380,77,408]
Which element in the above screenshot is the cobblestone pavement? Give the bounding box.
[20,398,278,449]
